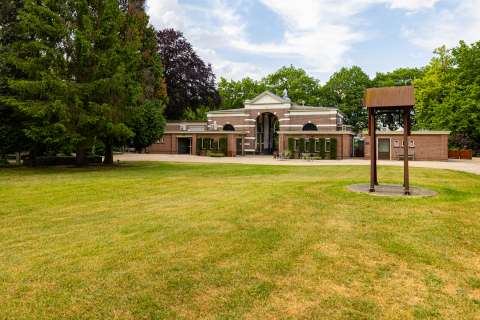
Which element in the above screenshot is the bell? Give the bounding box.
[384,113,394,125]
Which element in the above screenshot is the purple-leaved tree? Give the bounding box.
[156,29,222,120]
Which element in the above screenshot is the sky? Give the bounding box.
[146,0,480,84]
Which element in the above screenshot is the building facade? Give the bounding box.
[363,131,450,161]
[146,91,355,158]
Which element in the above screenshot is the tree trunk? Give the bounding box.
[75,143,89,166]
[103,138,114,164]
[28,142,37,167]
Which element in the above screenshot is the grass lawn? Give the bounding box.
[1,162,480,319]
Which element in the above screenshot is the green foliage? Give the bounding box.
[218,77,267,110]
[204,137,211,150]
[372,68,425,88]
[219,137,227,155]
[288,137,295,159]
[212,140,218,151]
[308,138,315,153]
[319,138,325,159]
[196,137,202,155]
[415,42,480,142]
[0,158,15,168]
[2,0,164,165]
[218,66,322,110]
[330,138,337,159]
[299,138,305,154]
[321,66,371,133]
[132,100,166,151]
[209,153,225,157]
[314,156,323,160]
[262,65,322,106]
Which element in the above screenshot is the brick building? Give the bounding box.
[146,91,355,158]
[363,130,450,161]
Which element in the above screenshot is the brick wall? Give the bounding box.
[364,133,448,161]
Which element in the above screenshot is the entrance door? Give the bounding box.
[236,138,242,155]
[378,138,390,160]
[177,138,191,154]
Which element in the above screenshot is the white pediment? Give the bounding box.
[251,95,282,104]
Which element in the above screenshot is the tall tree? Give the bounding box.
[262,65,322,106]
[5,0,152,166]
[321,66,372,133]
[156,29,221,120]
[415,42,480,143]
[372,67,425,88]
[217,77,266,110]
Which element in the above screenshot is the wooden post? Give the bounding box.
[404,106,410,194]
[368,108,376,192]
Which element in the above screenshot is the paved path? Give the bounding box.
[113,153,480,176]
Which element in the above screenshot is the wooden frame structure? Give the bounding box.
[364,86,415,195]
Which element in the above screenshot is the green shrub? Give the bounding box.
[209,153,225,157]
[299,138,305,154]
[330,138,337,159]
[0,158,15,168]
[314,156,323,160]
[308,138,315,153]
[319,138,325,159]
[288,137,295,159]
[219,137,227,155]
[212,140,218,151]
[204,137,211,150]
[196,137,202,156]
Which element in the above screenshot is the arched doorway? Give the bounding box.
[256,112,278,155]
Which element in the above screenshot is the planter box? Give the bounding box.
[227,150,233,157]
[448,150,459,159]
[460,150,472,159]
[355,149,364,157]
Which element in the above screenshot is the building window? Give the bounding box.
[302,123,318,131]
[201,138,205,149]
[409,140,414,148]
[402,140,404,147]
[315,139,319,152]
[294,139,299,151]
[223,124,235,131]
[394,140,399,147]
[305,140,309,151]
[325,138,330,152]
[210,139,213,149]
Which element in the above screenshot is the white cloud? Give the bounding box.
[147,0,187,31]
[403,0,480,50]
[400,25,415,37]
[405,11,418,16]
[384,0,438,10]
[213,61,265,81]
[193,47,217,64]
[406,52,426,58]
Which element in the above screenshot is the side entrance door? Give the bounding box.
[236,138,242,155]
[177,138,191,154]
[378,138,390,160]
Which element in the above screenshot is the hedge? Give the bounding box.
[196,137,202,155]
[219,137,227,155]
[319,138,325,159]
[308,138,315,153]
[204,137,211,151]
[212,140,218,151]
[330,138,337,159]
[288,137,295,159]
[209,153,225,157]
[299,138,305,154]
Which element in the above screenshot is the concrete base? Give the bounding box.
[347,183,437,198]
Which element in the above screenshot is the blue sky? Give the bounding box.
[146,0,480,84]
